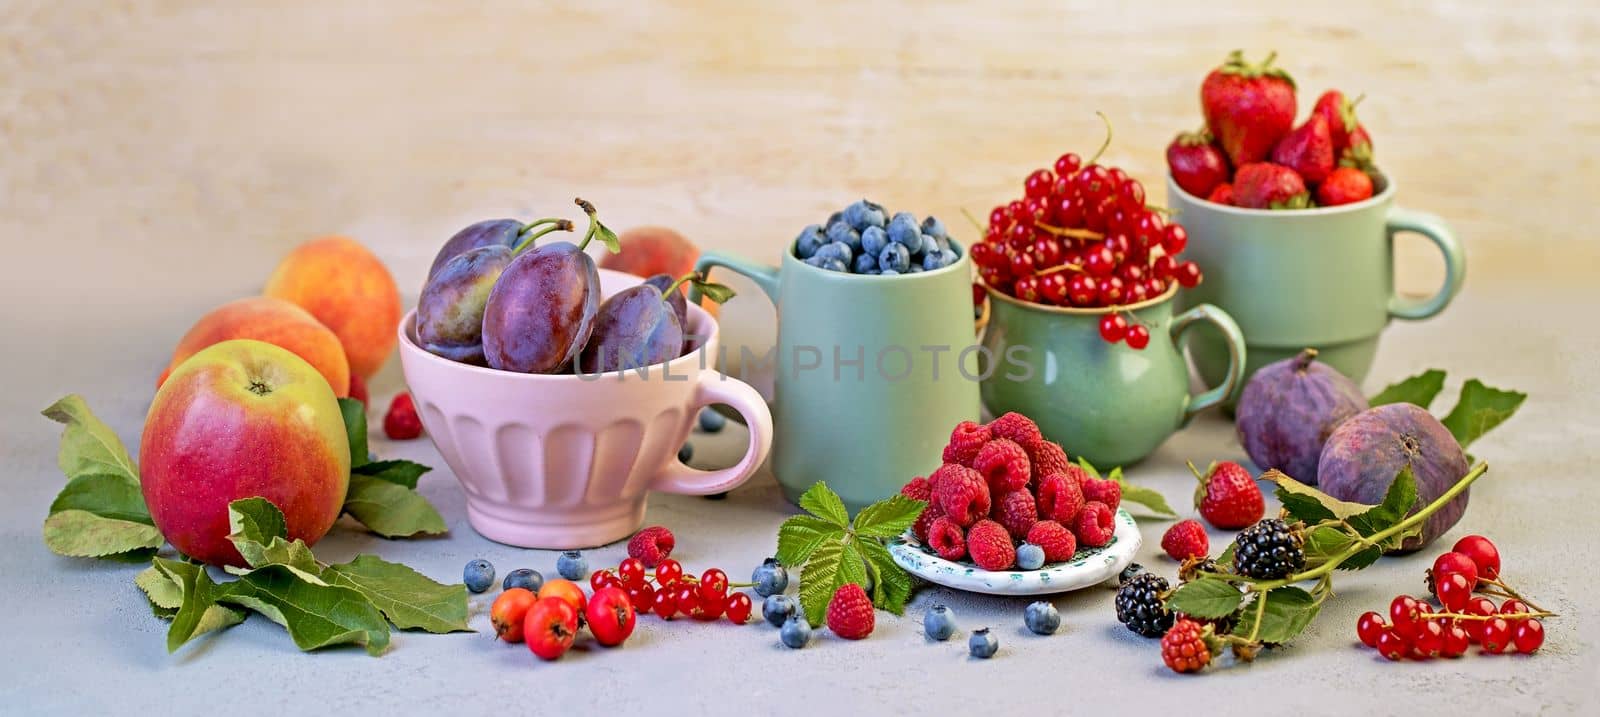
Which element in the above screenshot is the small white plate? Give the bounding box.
[888,509,1142,596]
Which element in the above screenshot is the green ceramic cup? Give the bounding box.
[978,284,1245,468]
[1167,174,1465,391]
[693,243,981,512]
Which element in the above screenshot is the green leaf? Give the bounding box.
[796,482,849,528]
[857,539,912,615]
[136,565,184,614]
[338,397,369,468]
[1301,525,1358,568]
[1346,466,1418,538]
[153,558,247,652]
[1076,457,1103,479]
[216,564,391,655]
[1113,477,1177,518]
[343,474,448,538]
[836,540,868,591]
[43,510,163,558]
[227,497,288,545]
[1370,369,1447,409]
[1339,546,1384,571]
[41,395,139,485]
[1264,469,1376,523]
[852,495,926,539]
[1217,541,1236,566]
[775,515,841,567]
[321,555,470,633]
[592,222,622,254]
[798,539,845,627]
[351,459,431,489]
[225,498,324,581]
[1440,379,1526,449]
[1164,578,1245,619]
[1236,586,1322,644]
[49,473,153,524]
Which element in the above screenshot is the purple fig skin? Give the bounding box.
[642,273,689,329]
[1235,348,1368,484]
[578,284,684,373]
[1317,403,1470,552]
[481,241,601,374]
[416,245,514,364]
[426,219,523,280]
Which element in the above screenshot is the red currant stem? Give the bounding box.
[1034,222,1105,241]
[1476,577,1550,613]
[1429,610,1557,621]
[1144,204,1174,215]
[1033,262,1085,277]
[510,219,575,254]
[959,207,986,233]
[1087,111,1113,166]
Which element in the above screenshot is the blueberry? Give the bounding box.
[968,627,999,658]
[763,594,797,627]
[825,221,861,250]
[907,264,924,273]
[463,559,495,593]
[860,226,889,258]
[820,258,849,273]
[937,248,959,267]
[780,614,812,648]
[816,241,854,266]
[879,268,899,276]
[919,233,941,257]
[678,441,694,463]
[803,255,826,268]
[921,249,948,271]
[556,551,588,581]
[878,244,911,273]
[886,213,922,250]
[921,216,948,239]
[1016,543,1046,570]
[826,210,844,227]
[795,224,826,259]
[697,407,726,433]
[751,558,789,597]
[852,253,878,274]
[1024,601,1061,635]
[843,199,886,231]
[923,603,957,641]
[503,568,543,592]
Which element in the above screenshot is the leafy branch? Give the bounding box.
[774,483,923,627]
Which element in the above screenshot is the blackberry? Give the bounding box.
[1231,518,1306,580]
[1114,572,1174,637]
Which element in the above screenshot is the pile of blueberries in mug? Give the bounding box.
[795,199,959,275]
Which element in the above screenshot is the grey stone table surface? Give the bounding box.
[2,284,1597,716]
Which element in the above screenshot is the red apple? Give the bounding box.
[140,338,350,566]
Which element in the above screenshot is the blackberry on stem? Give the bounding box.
[1114,572,1174,637]
[1231,518,1306,580]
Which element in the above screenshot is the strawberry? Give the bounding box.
[1316,167,1375,206]
[1270,114,1335,184]
[1311,90,1364,154]
[1201,50,1297,168]
[1341,124,1375,169]
[1190,461,1264,530]
[1166,129,1230,199]
[1206,182,1235,206]
[1232,162,1309,210]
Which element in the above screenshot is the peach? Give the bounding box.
[158,296,350,397]
[264,236,402,379]
[601,226,717,315]
[141,339,351,566]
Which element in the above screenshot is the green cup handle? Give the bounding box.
[1171,303,1247,424]
[693,250,781,304]
[1386,207,1466,321]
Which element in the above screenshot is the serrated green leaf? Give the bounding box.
[857,539,911,615]
[1217,541,1236,566]
[49,473,153,524]
[1076,457,1102,479]
[853,495,926,538]
[351,459,431,489]
[43,510,163,558]
[321,555,470,633]
[216,564,391,655]
[1165,578,1245,619]
[1441,379,1526,449]
[153,558,247,651]
[1346,466,1418,538]
[338,398,369,468]
[1370,369,1447,409]
[228,497,288,544]
[798,540,845,627]
[343,474,448,538]
[136,565,184,612]
[41,395,138,485]
[775,515,841,566]
[1264,469,1376,523]
[1236,586,1321,644]
[796,482,849,528]
[1302,525,1359,567]
[225,498,324,581]
[1338,545,1384,571]
[837,540,868,591]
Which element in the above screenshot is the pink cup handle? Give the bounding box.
[650,370,773,495]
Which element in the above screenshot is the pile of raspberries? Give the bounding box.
[900,412,1122,571]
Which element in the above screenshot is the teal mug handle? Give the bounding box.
[693,250,781,304]
[1386,207,1466,321]
[1172,303,1247,424]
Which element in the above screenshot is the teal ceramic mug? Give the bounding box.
[1168,174,1465,390]
[694,243,980,511]
[978,283,1245,467]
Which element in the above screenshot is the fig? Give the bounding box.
[579,272,732,373]
[427,217,571,280]
[1235,348,1368,483]
[1317,403,1470,552]
[481,199,621,373]
[417,220,573,364]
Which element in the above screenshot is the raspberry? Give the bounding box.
[1191,461,1264,530]
[987,412,1044,453]
[973,438,1031,495]
[1035,471,1085,523]
[1231,518,1305,580]
[941,421,991,467]
[927,516,966,560]
[991,490,1037,540]
[933,464,990,527]
[1030,440,1071,479]
[1080,476,1121,512]
[825,583,875,639]
[383,392,423,440]
[900,476,932,501]
[912,501,943,543]
[1161,619,1214,674]
[1062,463,1092,489]
[966,519,1016,571]
[1074,501,1115,548]
[1160,519,1210,561]
[1025,520,1077,562]
[1115,572,1174,637]
[626,526,675,567]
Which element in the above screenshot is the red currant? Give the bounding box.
[1021,197,1048,224]
[1083,245,1115,277]
[1390,595,1424,640]
[1118,262,1145,284]
[1161,224,1189,255]
[628,582,656,612]
[655,559,683,586]
[988,206,1009,229]
[1462,597,1497,642]
[1025,169,1054,199]
[1356,611,1386,648]
[1007,222,1033,249]
[1376,629,1409,661]
[1098,314,1128,342]
[1014,275,1042,303]
[1030,237,1063,267]
[1099,276,1128,305]
[1513,619,1544,653]
[673,582,700,616]
[1006,200,1027,221]
[1413,619,1445,658]
[617,558,646,588]
[1146,277,1169,297]
[1117,179,1146,210]
[651,586,678,619]
[1133,211,1164,246]
[1052,195,1084,227]
[1435,572,1473,612]
[1432,551,1479,590]
[1175,261,1203,288]
[1054,152,1082,178]
[590,569,619,591]
[1151,254,1177,281]
[1106,166,1128,188]
[1104,233,1131,264]
[969,242,999,269]
[1038,273,1069,304]
[1125,324,1150,350]
[971,282,988,307]
[1076,165,1111,202]
[980,267,1012,294]
[1499,599,1530,627]
[1481,617,1512,653]
[1050,176,1074,200]
[1129,281,1150,303]
[1441,624,1471,658]
[724,593,753,624]
[699,569,729,604]
[1067,274,1099,306]
[1452,535,1500,580]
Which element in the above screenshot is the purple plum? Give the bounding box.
[578,284,684,373]
[1317,403,1470,552]
[416,219,574,364]
[427,217,573,280]
[642,273,688,328]
[1235,348,1368,484]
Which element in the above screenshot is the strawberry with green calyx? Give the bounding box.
[1201,50,1297,168]
[1311,90,1365,155]
[1166,128,1231,198]
[1232,163,1309,210]
[1271,114,1335,185]
[1316,167,1375,206]
[1341,124,1375,170]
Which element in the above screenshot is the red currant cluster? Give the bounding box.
[1355,535,1552,660]
[591,557,754,624]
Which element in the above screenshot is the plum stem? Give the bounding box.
[573,197,622,254]
[664,271,699,297]
[511,219,574,254]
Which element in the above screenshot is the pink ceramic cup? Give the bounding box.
[397,269,773,549]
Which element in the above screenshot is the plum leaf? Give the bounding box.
[1166,577,1246,619]
[343,474,448,538]
[1441,379,1526,450]
[215,564,391,656]
[321,555,470,634]
[1370,369,1447,409]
